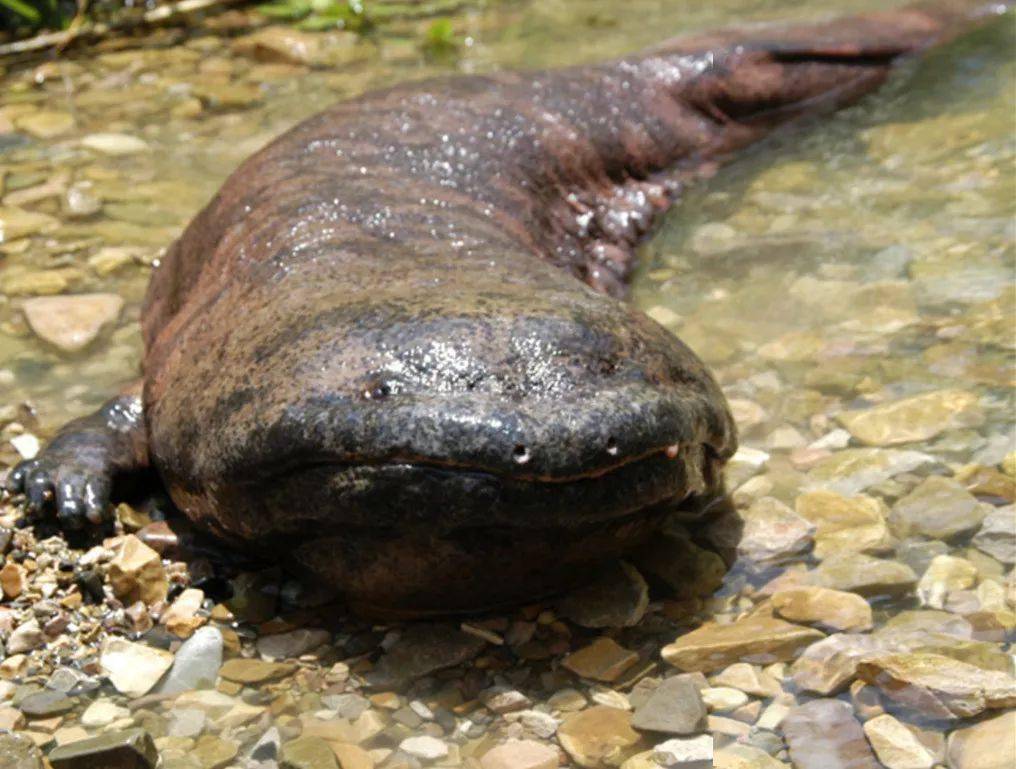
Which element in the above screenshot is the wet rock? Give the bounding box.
[0,207,59,242]
[836,389,984,446]
[793,489,892,559]
[0,733,42,769]
[160,587,205,638]
[0,561,26,599]
[107,534,168,606]
[916,555,977,609]
[563,638,639,682]
[157,626,223,695]
[653,736,712,768]
[280,736,339,769]
[806,448,935,495]
[781,699,879,769]
[48,728,157,769]
[399,736,448,761]
[770,586,873,632]
[946,711,1015,769]
[709,664,781,698]
[661,614,823,673]
[790,633,885,695]
[815,553,917,597]
[480,739,559,769]
[699,687,747,712]
[633,531,727,600]
[712,744,785,769]
[972,505,1016,564]
[219,658,295,684]
[81,699,129,728]
[18,688,75,716]
[80,133,150,155]
[557,706,642,768]
[857,652,1016,718]
[257,628,331,660]
[21,293,124,354]
[369,623,485,688]
[193,735,237,769]
[8,619,43,653]
[167,708,206,738]
[630,675,706,734]
[557,562,648,628]
[889,476,986,540]
[62,184,102,219]
[232,26,360,68]
[737,497,814,563]
[99,637,174,697]
[862,714,936,769]
[15,110,74,138]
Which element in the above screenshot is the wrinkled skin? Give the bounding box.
[7,1,1005,613]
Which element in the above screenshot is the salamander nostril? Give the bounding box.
[606,436,618,456]
[362,381,391,400]
[512,444,531,464]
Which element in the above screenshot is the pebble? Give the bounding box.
[99,637,175,697]
[280,736,338,769]
[946,710,1015,769]
[8,619,44,654]
[713,744,786,769]
[557,561,649,628]
[257,628,331,660]
[790,633,884,695]
[219,658,295,684]
[157,626,223,695]
[167,708,207,738]
[107,534,168,606]
[836,389,984,446]
[793,489,891,559]
[0,733,42,769]
[856,652,1016,719]
[815,553,917,597]
[160,587,206,638]
[557,705,642,768]
[890,476,986,540]
[862,714,937,769]
[0,561,26,599]
[770,586,873,632]
[480,739,559,769]
[369,623,485,688]
[15,110,75,138]
[661,614,823,672]
[916,554,978,609]
[399,736,448,761]
[699,687,748,712]
[653,735,713,769]
[737,497,815,563]
[563,637,639,682]
[21,293,124,354]
[781,699,880,769]
[630,675,706,734]
[80,132,151,155]
[806,448,935,495]
[971,505,1015,564]
[48,728,158,769]
[709,664,781,698]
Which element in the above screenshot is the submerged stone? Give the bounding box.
[781,699,879,769]
[737,497,814,563]
[662,615,823,673]
[806,449,936,495]
[946,711,1016,769]
[369,623,485,688]
[836,389,984,446]
[814,553,917,597]
[557,706,642,768]
[47,728,157,769]
[557,562,649,628]
[0,732,43,769]
[770,586,873,632]
[793,489,891,559]
[889,476,986,540]
[630,675,706,735]
[563,638,639,682]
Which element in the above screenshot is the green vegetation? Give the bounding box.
[0,0,75,32]
[254,0,467,32]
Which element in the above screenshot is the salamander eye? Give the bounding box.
[512,444,531,464]
[606,436,619,456]
[362,381,391,400]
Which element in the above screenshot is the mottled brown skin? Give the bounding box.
[7,1,1005,613]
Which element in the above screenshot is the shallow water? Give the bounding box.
[0,0,1013,766]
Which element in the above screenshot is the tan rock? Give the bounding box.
[0,207,59,242]
[562,638,638,683]
[890,476,986,540]
[161,588,206,638]
[790,633,885,696]
[916,555,978,609]
[22,293,124,353]
[331,743,375,769]
[0,562,27,600]
[107,535,168,606]
[946,711,1016,769]
[99,637,174,697]
[714,744,787,769]
[662,614,823,673]
[557,706,642,768]
[862,714,936,769]
[480,740,559,769]
[737,497,814,563]
[708,663,781,698]
[219,658,296,685]
[771,586,873,632]
[15,110,74,138]
[814,553,916,597]
[793,490,892,559]
[836,389,984,446]
[857,652,1016,719]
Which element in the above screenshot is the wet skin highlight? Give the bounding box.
[6,1,1008,613]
